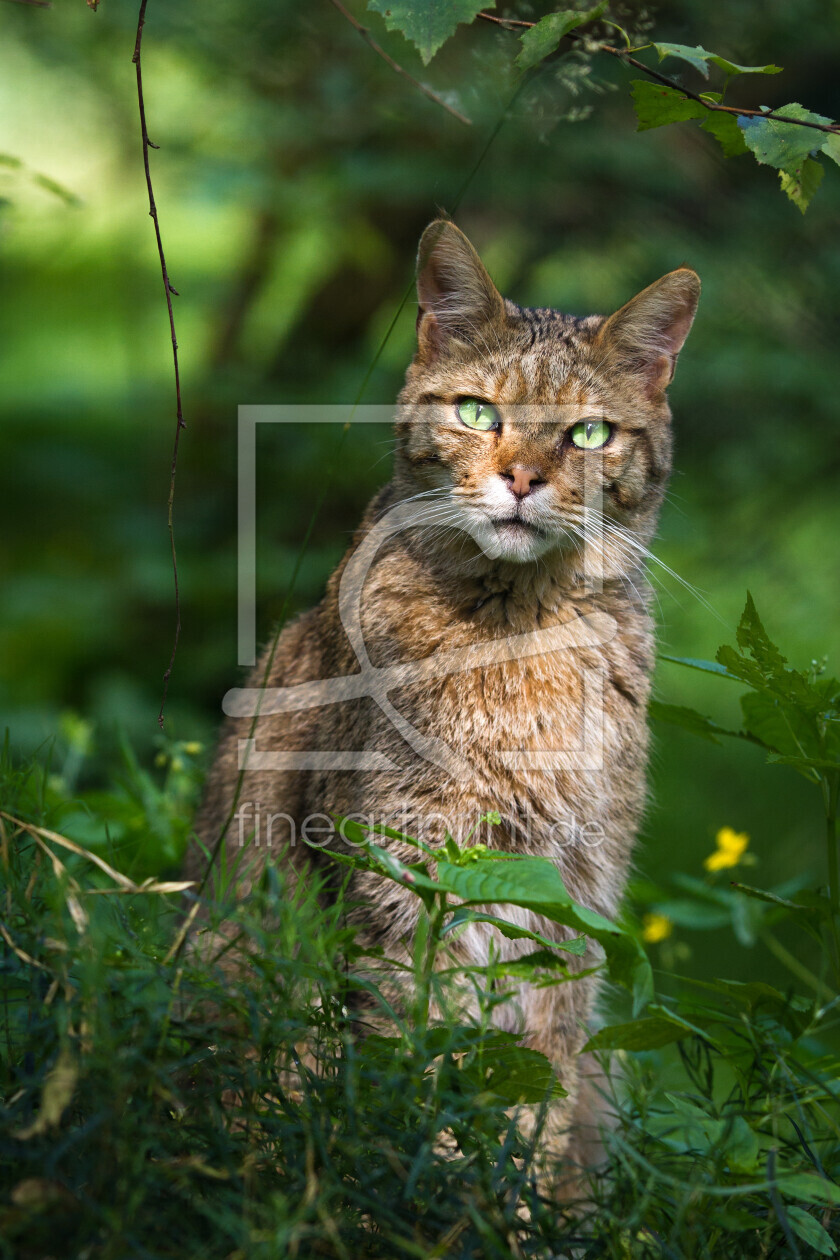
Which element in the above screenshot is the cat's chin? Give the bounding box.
[482,518,556,564]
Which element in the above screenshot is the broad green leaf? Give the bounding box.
[823,133,840,167]
[649,700,731,744]
[779,157,825,213]
[654,42,712,77]
[701,112,749,157]
[435,855,652,1008]
[630,80,705,131]
[367,0,492,64]
[584,1005,709,1052]
[654,43,782,79]
[740,691,820,762]
[786,1205,837,1256]
[465,1043,567,1102]
[516,4,605,71]
[778,1172,840,1207]
[738,104,832,169]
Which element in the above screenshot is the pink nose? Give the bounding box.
[503,466,543,499]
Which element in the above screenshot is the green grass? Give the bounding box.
[1,715,840,1254]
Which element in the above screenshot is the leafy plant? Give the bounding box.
[360,2,840,211]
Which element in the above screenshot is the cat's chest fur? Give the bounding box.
[312,533,654,918]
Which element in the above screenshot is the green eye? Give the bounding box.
[456,398,500,432]
[570,419,611,450]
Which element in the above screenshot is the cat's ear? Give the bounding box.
[415,219,505,362]
[597,268,700,399]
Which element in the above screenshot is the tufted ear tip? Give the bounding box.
[415,219,505,362]
[597,267,701,398]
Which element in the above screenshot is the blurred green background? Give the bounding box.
[1,1,838,975]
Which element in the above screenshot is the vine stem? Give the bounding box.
[478,11,840,136]
[133,0,186,730]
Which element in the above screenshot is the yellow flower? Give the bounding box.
[704,826,749,872]
[642,913,673,943]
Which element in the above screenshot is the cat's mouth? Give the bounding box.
[491,516,545,537]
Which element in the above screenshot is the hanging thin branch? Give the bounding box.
[328,0,472,126]
[478,12,840,136]
[132,0,186,729]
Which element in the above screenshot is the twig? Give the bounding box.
[478,11,840,135]
[132,0,186,729]
[328,0,472,126]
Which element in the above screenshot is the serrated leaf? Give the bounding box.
[740,691,820,761]
[779,157,825,213]
[516,4,605,71]
[367,0,492,64]
[778,1172,840,1207]
[786,1205,837,1255]
[435,855,652,1008]
[701,111,749,156]
[630,80,706,131]
[738,103,832,169]
[654,43,713,77]
[823,133,840,166]
[469,1043,567,1102]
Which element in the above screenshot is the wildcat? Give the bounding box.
[189,219,699,1179]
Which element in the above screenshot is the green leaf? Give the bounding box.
[705,54,782,77]
[701,111,749,157]
[738,104,832,169]
[660,654,740,680]
[516,4,605,71]
[779,157,825,213]
[778,1173,840,1207]
[786,1206,837,1256]
[649,700,732,744]
[740,691,820,761]
[367,0,492,64]
[584,1005,709,1052]
[823,133,840,167]
[630,80,705,131]
[467,1043,568,1103]
[443,907,587,953]
[722,1116,761,1173]
[654,43,713,77]
[434,855,652,1009]
[654,43,782,79]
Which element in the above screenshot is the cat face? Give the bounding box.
[396,220,699,570]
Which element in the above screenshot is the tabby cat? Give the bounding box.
[190,219,700,1179]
